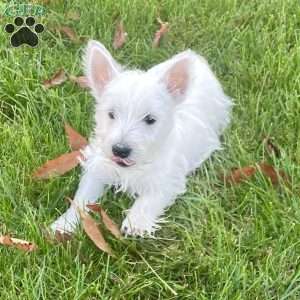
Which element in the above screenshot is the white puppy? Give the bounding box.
[50,40,232,237]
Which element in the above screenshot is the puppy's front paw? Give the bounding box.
[121,212,160,237]
[50,210,78,235]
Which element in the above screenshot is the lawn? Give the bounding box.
[0,0,300,299]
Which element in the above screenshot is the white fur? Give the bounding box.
[50,40,232,237]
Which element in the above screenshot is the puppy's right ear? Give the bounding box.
[84,40,120,97]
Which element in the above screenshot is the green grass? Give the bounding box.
[0,0,300,299]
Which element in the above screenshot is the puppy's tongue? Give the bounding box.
[111,156,135,167]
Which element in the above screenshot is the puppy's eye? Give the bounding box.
[143,114,156,125]
[108,111,115,119]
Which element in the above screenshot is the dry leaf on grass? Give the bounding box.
[113,20,127,49]
[57,26,79,42]
[64,122,88,151]
[224,165,257,184]
[87,204,122,239]
[33,150,83,179]
[0,235,37,252]
[152,17,169,47]
[223,162,288,185]
[263,137,281,158]
[43,69,67,89]
[258,162,288,185]
[67,199,113,255]
[33,123,88,179]
[69,75,90,89]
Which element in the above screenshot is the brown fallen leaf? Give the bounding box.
[69,75,90,89]
[224,162,288,185]
[0,235,37,252]
[257,162,288,185]
[224,165,257,184]
[87,204,122,239]
[67,199,113,255]
[64,122,88,151]
[113,20,127,49]
[263,137,281,158]
[57,26,79,43]
[152,17,169,48]
[33,150,83,179]
[43,69,67,89]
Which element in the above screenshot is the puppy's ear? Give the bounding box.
[162,56,190,102]
[84,40,120,97]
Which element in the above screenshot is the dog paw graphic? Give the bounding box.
[121,211,160,237]
[4,16,44,47]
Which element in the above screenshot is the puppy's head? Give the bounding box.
[85,40,190,168]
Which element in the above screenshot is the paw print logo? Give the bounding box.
[4,16,44,47]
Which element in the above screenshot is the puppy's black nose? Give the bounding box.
[112,143,132,158]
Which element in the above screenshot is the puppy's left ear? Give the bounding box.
[84,40,121,98]
[161,55,190,102]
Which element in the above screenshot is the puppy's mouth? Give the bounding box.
[111,156,135,167]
